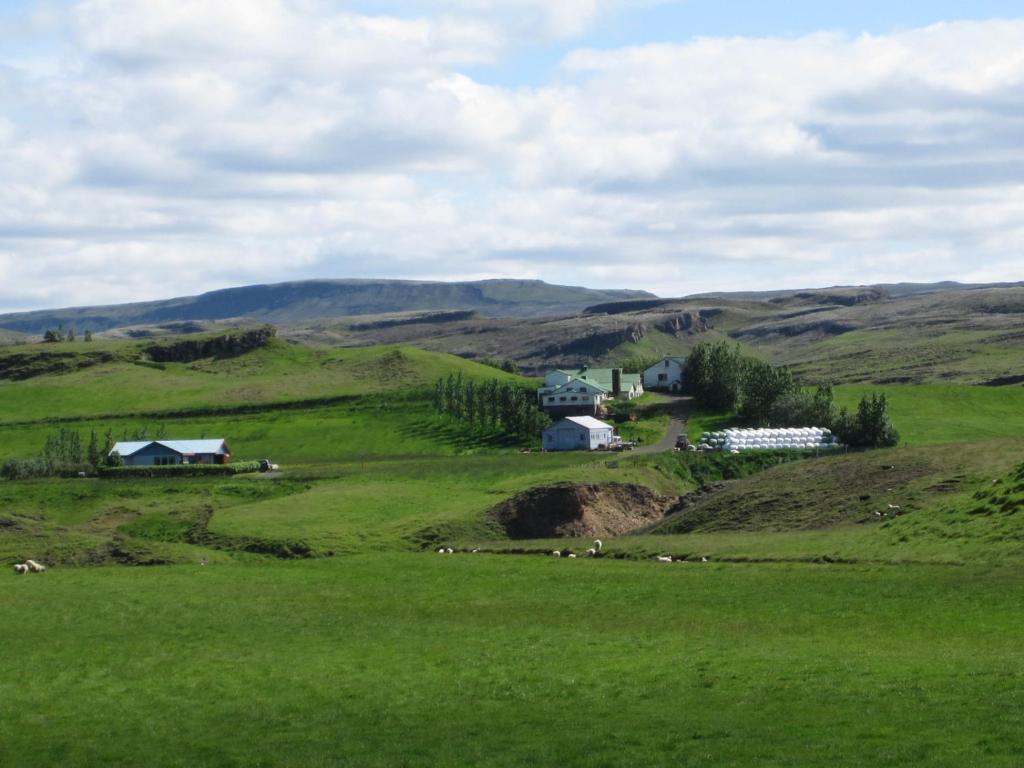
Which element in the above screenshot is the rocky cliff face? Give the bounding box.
[144,326,277,363]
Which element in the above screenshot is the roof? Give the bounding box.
[110,439,229,457]
[556,416,614,431]
[644,356,687,371]
[571,368,642,392]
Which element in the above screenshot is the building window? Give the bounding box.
[579,433,585,441]
[547,397,555,403]
[559,397,567,402]
[658,373,667,382]
[571,396,578,401]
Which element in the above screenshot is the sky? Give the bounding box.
[2,1,1024,312]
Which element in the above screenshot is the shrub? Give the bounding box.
[98,461,262,479]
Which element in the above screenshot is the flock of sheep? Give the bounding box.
[12,559,46,575]
[436,540,708,565]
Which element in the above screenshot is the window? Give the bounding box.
[547,397,555,403]
[559,397,567,402]
[658,373,667,382]
[571,396,578,402]
[579,433,585,441]
[665,360,670,367]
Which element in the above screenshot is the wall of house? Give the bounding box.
[542,424,615,451]
[122,444,184,466]
[643,359,685,391]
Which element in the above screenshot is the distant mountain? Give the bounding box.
[683,280,1024,302]
[0,279,657,335]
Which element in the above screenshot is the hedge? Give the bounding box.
[98,461,263,479]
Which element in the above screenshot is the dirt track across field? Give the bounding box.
[633,394,693,454]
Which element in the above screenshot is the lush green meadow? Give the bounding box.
[834,384,1024,445]
[2,556,1022,767]
[3,337,1024,765]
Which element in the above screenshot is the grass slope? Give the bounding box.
[1,557,1021,767]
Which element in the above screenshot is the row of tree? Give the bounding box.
[43,325,93,343]
[0,425,176,479]
[432,373,550,437]
[684,341,899,448]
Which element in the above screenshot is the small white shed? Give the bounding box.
[542,416,616,452]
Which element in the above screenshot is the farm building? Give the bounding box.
[537,367,643,417]
[109,439,232,466]
[643,357,687,392]
[542,416,617,451]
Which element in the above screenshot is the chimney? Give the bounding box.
[612,368,622,397]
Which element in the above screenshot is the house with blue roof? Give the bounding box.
[109,439,232,466]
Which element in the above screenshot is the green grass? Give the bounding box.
[788,327,1024,384]
[1,557,1022,766]
[3,338,1024,765]
[835,384,1024,445]
[0,342,530,425]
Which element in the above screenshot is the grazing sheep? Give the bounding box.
[567,553,577,559]
[445,547,454,554]
[437,547,446,554]
[700,557,708,563]
[552,550,562,557]
[471,548,479,554]
[13,563,29,575]
[593,539,603,552]
[656,555,673,563]
[585,548,596,557]
[887,504,901,511]
[25,559,45,573]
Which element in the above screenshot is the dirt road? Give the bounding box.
[633,395,693,454]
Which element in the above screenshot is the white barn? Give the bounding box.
[542,416,617,452]
[643,357,687,392]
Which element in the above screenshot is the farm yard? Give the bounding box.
[1,333,1024,766]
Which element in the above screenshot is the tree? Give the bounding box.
[685,341,744,411]
[87,430,102,468]
[833,394,900,448]
[83,330,93,342]
[66,327,76,342]
[106,450,125,468]
[740,359,795,425]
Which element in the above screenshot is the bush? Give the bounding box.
[835,394,900,448]
[98,461,262,479]
[1,458,93,480]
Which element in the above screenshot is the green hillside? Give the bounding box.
[2,331,1024,766]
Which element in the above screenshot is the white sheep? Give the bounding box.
[700,557,708,563]
[567,553,577,559]
[437,547,446,554]
[551,550,562,557]
[25,559,45,573]
[585,548,596,557]
[656,555,673,563]
[13,563,28,575]
[888,504,901,511]
[471,548,479,554]
[593,539,603,552]
[445,547,454,554]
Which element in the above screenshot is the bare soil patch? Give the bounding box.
[489,483,678,539]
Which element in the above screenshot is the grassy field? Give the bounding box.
[3,337,1024,765]
[834,384,1024,445]
[1,557,1022,767]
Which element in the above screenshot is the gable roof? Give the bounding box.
[570,368,642,392]
[110,439,229,457]
[560,416,614,431]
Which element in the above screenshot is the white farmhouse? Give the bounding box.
[643,357,687,392]
[537,367,643,417]
[542,416,617,451]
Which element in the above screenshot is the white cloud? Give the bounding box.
[2,6,1024,313]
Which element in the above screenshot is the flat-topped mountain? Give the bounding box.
[0,279,656,335]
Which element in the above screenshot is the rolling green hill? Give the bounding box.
[2,325,1024,766]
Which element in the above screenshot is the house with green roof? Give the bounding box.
[537,366,643,417]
